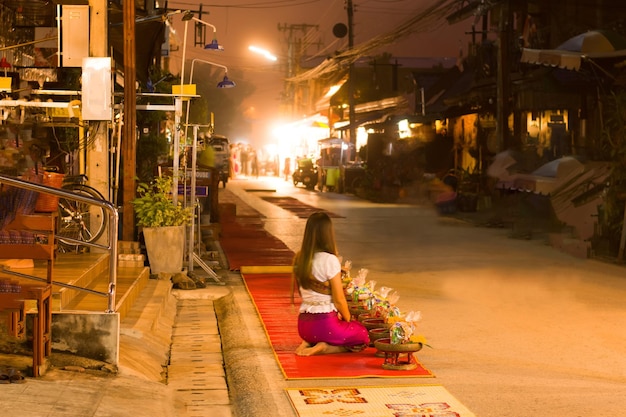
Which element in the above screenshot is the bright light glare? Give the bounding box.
[325,84,342,98]
[398,119,410,139]
[249,45,277,62]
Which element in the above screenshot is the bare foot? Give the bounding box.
[295,341,312,356]
[346,343,367,352]
[296,342,348,356]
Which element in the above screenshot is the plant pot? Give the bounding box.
[142,225,185,274]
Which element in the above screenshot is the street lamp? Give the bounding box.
[184,58,235,142]
[188,59,235,87]
[178,12,224,111]
[182,59,234,281]
[190,17,224,51]
[173,12,223,204]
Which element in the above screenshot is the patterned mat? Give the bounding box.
[259,196,344,218]
[286,384,476,417]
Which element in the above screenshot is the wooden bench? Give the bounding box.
[0,213,56,377]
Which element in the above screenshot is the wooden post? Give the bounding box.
[617,202,626,261]
[88,0,110,249]
[347,0,356,150]
[496,0,512,151]
[122,0,137,241]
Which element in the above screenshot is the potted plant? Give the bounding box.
[132,175,193,274]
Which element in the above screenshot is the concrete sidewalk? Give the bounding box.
[0,272,236,417]
[0,180,289,417]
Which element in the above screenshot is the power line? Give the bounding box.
[287,0,459,82]
[165,0,323,10]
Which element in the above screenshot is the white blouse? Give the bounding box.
[299,251,341,314]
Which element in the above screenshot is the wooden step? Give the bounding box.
[53,252,110,310]
[63,265,150,322]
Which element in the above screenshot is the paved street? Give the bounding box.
[222,175,626,417]
[2,175,625,417]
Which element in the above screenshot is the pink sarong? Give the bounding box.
[298,311,369,348]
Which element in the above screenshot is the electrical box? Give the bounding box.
[82,57,112,121]
[61,5,89,67]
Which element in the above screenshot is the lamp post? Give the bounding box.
[190,17,224,51]
[173,13,224,204]
[183,60,234,280]
[179,13,224,101]
[184,58,235,140]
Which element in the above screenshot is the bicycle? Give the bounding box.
[56,174,108,253]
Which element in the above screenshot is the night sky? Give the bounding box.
[164,0,472,143]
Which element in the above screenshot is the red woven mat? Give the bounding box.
[242,272,434,379]
[260,196,344,218]
[219,224,294,270]
[218,189,295,270]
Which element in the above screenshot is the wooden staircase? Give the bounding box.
[58,242,150,320]
[1,241,152,374]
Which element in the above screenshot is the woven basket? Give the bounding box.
[35,172,64,212]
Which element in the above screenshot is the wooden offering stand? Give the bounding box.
[374,338,423,371]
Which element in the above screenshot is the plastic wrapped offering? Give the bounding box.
[389,321,412,344]
[343,259,352,274]
[350,270,373,303]
[389,310,423,344]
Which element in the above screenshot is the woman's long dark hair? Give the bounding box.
[293,212,338,290]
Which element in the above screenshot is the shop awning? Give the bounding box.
[493,156,586,196]
[520,49,588,70]
[318,137,354,149]
[520,29,626,71]
[334,111,388,131]
[314,78,347,112]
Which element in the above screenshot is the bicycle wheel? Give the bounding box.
[57,183,108,252]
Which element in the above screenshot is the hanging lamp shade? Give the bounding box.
[204,38,224,51]
[217,74,235,88]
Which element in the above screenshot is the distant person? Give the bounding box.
[292,212,369,356]
[251,150,259,178]
[241,146,249,176]
[231,145,240,177]
[284,157,291,181]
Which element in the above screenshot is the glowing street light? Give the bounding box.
[172,11,224,204]
[249,45,277,62]
[188,59,235,88]
[184,58,236,140]
[191,17,224,51]
[179,12,224,101]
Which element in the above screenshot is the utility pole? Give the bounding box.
[347,0,356,149]
[123,0,137,240]
[277,23,319,117]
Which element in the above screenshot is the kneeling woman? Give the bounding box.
[292,212,369,356]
